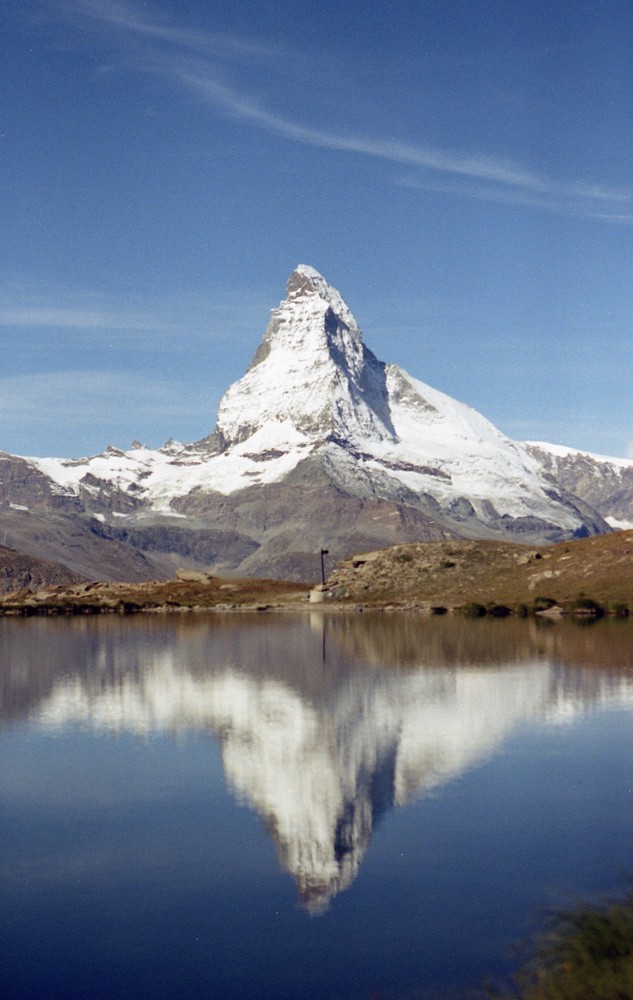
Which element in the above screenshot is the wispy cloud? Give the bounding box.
[0,306,165,330]
[590,214,633,226]
[165,65,633,218]
[45,0,285,61]
[0,275,267,339]
[178,70,550,192]
[0,276,175,333]
[37,0,633,219]
[393,172,633,216]
[0,370,194,419]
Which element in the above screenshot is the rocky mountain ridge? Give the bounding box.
[526,442,633,530]
[0,265,624,581]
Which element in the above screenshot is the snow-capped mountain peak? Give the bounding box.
[285,263,360,331]
[215,265,396,450]
[9,266,613,581]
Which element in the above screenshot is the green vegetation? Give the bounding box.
[532,596,558,612]
[462,596,611,618]
[569,596,605,618]
[608,600,630,617]
[453,594,625,620]
[492,889,633,1000]
[460,602,487,617]
[458,602,513,617]
[487,603,512,617]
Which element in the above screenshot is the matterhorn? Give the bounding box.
[0,266,613,581]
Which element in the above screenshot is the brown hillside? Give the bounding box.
[322,531,633,609]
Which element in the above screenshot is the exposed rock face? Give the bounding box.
[0,267,614,581]
[526,443,633,529]
[0,453,82,513]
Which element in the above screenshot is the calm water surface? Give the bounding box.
[1,612,633,999]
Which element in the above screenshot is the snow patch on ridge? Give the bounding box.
[526,441,633,469]
[286,264,358,330]
[26,436,309,509]
[607,516,633,530]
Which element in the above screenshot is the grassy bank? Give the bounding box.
[0,574,309,615]
[491,889,633,1000]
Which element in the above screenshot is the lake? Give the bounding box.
[1,611,633,999]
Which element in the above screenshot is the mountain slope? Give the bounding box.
[0,266,611,581]
[0,542,85,595]
[526,442,633,529]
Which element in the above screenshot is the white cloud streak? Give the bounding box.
[179,71,549,192]
[0,370,190,418]
[0,307,165,330]
[40,0,633,219]
[46,0,285,61]
[0,276,271,342]
[590,214,633,225]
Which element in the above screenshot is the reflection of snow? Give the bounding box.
[28,645,633,913]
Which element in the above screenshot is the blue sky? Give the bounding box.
[2,0,632,458]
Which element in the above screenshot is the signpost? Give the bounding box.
[320,548,329,586]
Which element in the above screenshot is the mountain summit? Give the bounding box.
[0,267,615,581]
[215,264,396,450]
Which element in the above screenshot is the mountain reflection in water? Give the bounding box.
[2,612,633,914]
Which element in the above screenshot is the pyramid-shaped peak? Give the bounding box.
[285,265,359,330]
[213,265,394,450]
[286,264,330,298]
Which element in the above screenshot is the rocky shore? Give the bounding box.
[0,569,309,615]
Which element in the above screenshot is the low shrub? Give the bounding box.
[460,602,487,617]
[608,601,629,617]
[487,603,512,617]
[569,597,604,618]
[491,888,633,1000]
[533,596,558,612]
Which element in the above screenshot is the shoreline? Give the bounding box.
[0,589,626,619]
